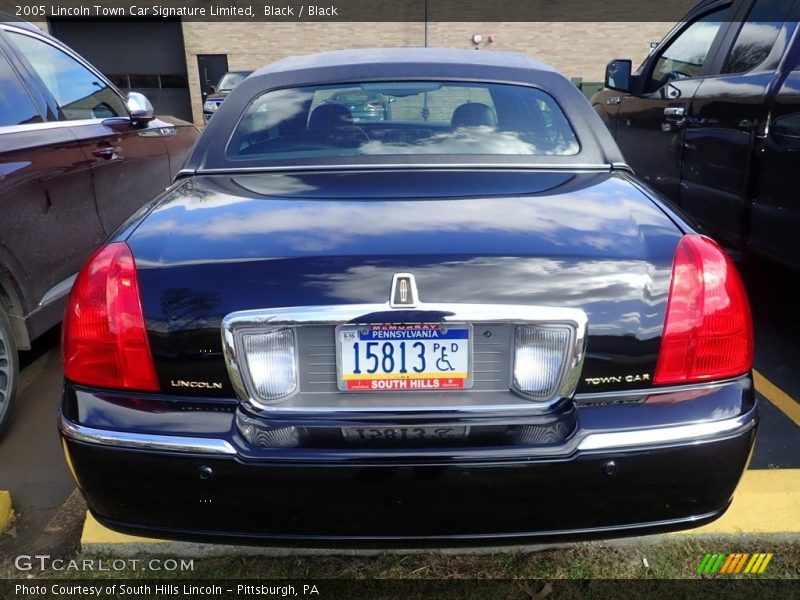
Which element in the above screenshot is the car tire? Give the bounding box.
[0,308,18,440]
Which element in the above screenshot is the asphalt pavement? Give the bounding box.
[0,326,76,557]
[0,255,798,557]
[741,257,800,468]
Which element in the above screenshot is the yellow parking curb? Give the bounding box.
[0,491,13,532]
[82,512,166,546]
[677,469,800,535]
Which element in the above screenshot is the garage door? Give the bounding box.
[48,18,192,122]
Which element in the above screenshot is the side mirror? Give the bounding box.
[210,85,216,93]
[127,92,155,123]
[605,59,632,93]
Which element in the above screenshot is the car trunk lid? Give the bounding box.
[126,170,681,398]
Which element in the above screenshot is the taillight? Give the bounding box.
[654,235,752,385]
[62,242,158,391]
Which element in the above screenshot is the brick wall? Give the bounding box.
[427,22,672,80]
[182,21,671,125]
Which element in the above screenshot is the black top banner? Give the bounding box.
[2,0,707,22]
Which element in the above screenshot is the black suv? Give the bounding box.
[202,71,252,123]
[592,0,799,268]
[0,20,199,436]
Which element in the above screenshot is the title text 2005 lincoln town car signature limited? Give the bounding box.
[59,49,757,547]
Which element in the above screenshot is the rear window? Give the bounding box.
[226,81,580,161]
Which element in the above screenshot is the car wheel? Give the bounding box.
[0,309,18,439]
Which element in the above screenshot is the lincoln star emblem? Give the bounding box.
[390,273,418,308]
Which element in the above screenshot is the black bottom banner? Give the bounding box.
[2,579,798,600]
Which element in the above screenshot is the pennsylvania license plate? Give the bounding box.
[336,323,472,392]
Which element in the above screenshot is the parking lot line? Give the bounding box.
[754,369,800,427]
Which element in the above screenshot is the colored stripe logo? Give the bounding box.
[697,553,773,574]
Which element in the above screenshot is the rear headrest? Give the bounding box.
[451,102,497,129]
[308,103,354,134]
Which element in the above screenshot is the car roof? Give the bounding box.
[254,48,556,79]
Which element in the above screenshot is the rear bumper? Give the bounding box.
[60,378,758,547]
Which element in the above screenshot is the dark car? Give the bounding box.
[591,0,800,268]
[203,70,252,123]
[59,48,757,547]
[0,20,199,436]
[324,89,393,122]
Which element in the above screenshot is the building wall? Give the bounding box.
[181,21,671,125]
[428,22,672,82]
[34,19,672,125]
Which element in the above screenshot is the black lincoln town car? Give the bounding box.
[59,48,757,547]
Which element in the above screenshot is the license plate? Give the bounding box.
[342,426,469,442]
[336,323,472,392]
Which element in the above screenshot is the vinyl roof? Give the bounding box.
[188,47,628,172]
[253,48,557,78]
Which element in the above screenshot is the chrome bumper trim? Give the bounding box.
[60,405,757,458]
[59,413,237,456]
[577,406,757,452]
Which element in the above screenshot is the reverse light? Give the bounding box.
[62,242,158,391]
[654,235,753,385]
[512,325,572,400]
[241,328,297,402]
